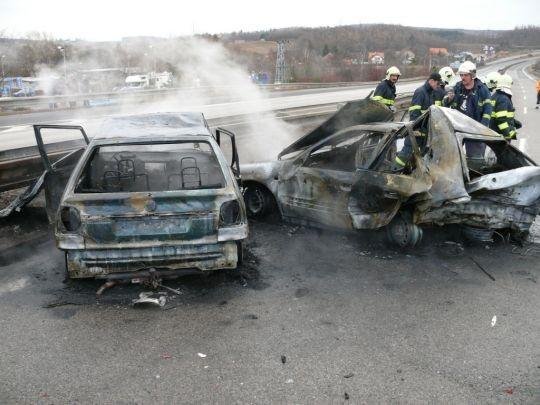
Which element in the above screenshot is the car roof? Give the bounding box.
[434,106,503,139]
[93,112,212,140]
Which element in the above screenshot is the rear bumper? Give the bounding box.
[66,241,239,278]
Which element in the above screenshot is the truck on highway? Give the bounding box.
[120,71,173,91]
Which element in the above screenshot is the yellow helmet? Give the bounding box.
[385,66,401,80]
[438,66,455,85]
[485,71,501,90]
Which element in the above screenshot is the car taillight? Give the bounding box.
[219,200,240,226]
[60,206,81,232]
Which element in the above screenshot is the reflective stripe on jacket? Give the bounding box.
[371,79,396,108]
[451,78,493,126]
[409,81,436,121]
[490,90,517,139]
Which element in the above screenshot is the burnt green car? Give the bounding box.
[34,113,247,279]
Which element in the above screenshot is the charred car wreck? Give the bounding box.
[11,113,247,279]
[242,99,540,246]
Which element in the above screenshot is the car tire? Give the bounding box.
[386,212,423,248]
[243,184,275,218]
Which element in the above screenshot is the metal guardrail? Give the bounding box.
[2,51,536,114]
[0,81,378,113]
[0,94,413,193]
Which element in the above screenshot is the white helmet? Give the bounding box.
[497,73,513,95]
[385,66,401,80]
[458,61,477,77]
[485,71,501,90]
[438,66,455,85]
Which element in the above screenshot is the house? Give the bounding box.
[368,52,385,64]
[429,47,449,56]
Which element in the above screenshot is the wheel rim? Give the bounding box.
[246,188,265,215]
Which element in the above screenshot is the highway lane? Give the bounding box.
[0,56,534,154]
[505,60,540,160]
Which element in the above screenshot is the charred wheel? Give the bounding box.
[243,184,275,218]
[386,211,423,248]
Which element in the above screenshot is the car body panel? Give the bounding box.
[241,100,540,235]
[30,113,247,279]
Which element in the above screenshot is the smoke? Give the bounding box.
[4,36,301,163]
[132,37,301,162]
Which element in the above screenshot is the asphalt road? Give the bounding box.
[0,207,539,403]
[1,57,539,403]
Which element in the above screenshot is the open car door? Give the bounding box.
[33,125,89,222]
[215,127,241,184]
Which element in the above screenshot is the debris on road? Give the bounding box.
[197,353,207,358]
[491,315,497,327]
[343,373,354,378]
[160,353,172,359]
[281,355,287,364]
[96,280,119,296]
[42,301,81,308]
[504,387,514,395]
[469,257,496,281]
[344,392,350,400]
[132,292,166,307]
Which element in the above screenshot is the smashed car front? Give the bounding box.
[418,106,540,234]
[55,136,247,279]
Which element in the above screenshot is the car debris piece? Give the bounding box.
[132,292,166,307]
[28,113,247,281]
[241,99,540,247]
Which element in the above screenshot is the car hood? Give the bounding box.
[277,98,394,159]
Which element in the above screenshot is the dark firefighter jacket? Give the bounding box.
[371,79,396,108]
[434,85,446,106]
[490,90,517,140]
[409,81,436,121]
[450,78,492,126]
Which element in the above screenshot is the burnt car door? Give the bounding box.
[215,127,240,183]
[277,128,383,229]
[33,125,89,221]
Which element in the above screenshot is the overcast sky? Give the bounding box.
[1,0,538,41]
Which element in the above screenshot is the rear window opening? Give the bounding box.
[75,142,226,193]
[462,139,533,179]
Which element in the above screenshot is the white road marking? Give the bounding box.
[521,65,536,81]
[524,106,527,114]
[517,138,527,152]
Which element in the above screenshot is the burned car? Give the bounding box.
[241,99,540,246]
[28,113,247,279]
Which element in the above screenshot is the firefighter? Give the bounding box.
[491,73,518,141]
[394,73,442,170]
[371,66,400,110]
[436,66,455,106]
[448,61,493,158]
[536,79,540,109]
[485,71,501,93]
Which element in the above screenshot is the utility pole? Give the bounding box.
[275,41,287,84]
[0,55,5,97]
[58,46,67,92]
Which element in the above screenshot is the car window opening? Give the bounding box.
[303,130,388,172]
[75,141,226,193]
[462,140,532,179]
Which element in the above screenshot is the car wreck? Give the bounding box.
[2,113,247,279]
[241,99,540,246]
